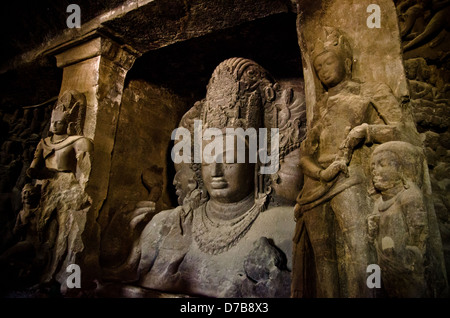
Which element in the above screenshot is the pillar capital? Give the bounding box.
[55,36,140,70]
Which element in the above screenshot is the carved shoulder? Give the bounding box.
[398,186,429,230]
[73,137,93,153]
[362,81,402,124]
[399,185,426,209]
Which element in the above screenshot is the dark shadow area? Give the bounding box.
[126,12,303,107]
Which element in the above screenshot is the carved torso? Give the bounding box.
[138,204,294,297]
[375,185,428,255]
[317,81,370,166]
[39,136,85,173]
[372,184,429,297]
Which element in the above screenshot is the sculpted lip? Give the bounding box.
[210,177,228,189]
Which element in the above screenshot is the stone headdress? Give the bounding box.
[311,27,353,62]
[52,90,86,136]
[201,57,275,130]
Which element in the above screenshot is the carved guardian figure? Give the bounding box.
[26,90,93,285]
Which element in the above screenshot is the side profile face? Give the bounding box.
[313,51,348,88]
[173,164,197,205]
[371,151,403,192]
[50,111,68,135]
[201,138,254,204]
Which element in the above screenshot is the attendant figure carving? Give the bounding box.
[292,27,416,297]
[26,90,93,284]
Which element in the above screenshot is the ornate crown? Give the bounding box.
[52,90,86,135]
[311,27,353,62]
[201,57,275,130]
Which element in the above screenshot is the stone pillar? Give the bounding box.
[54,37,140,288]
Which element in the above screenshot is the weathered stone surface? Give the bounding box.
[0,98,54,296]
[100,80,187,268]
[396,0,450,284]
[398,0,450,59]
[51,37,141,291]
[292,0,447,297]
[102,0,291,53]
[241,237,291,297]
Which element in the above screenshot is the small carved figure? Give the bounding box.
[0,184,44,289]
[1,184,40,257]
[399,0,450,52]
[13,184,41,240]
[368,141,429,297]
[404,57,438,100]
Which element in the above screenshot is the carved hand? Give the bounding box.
[320,159,348,182]
[129,202,156,231]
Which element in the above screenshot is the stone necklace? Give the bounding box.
[193,193,267,255]
[50,135,69,144]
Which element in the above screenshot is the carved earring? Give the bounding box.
[264,86,275,102]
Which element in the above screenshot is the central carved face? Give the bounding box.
[313,51,347,88]
[50,111,68,135]
[201,137,254,204]
[371,151,403,192]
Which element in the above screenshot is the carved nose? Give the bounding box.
[212,162,223,177]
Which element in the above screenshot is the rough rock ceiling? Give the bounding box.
[1,0,128,62]
[127,12,302,104]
